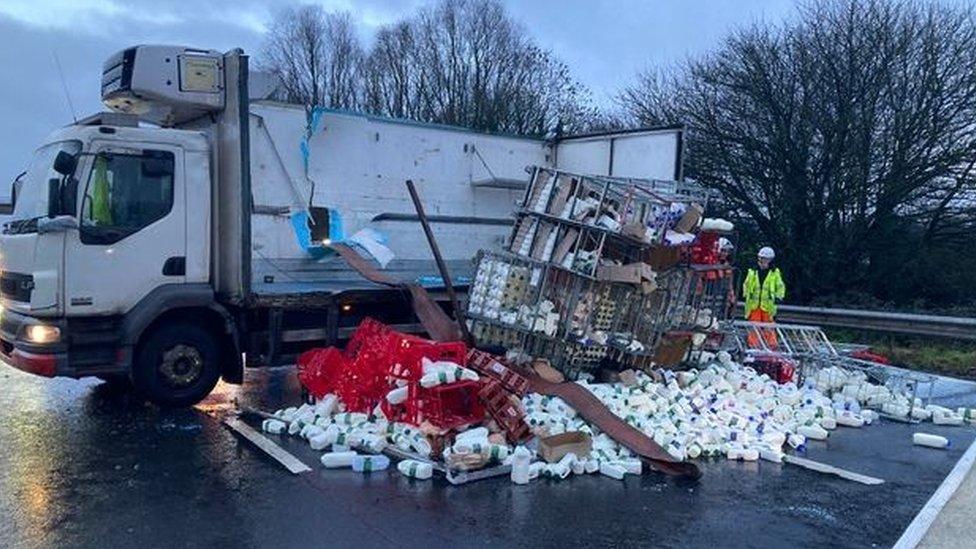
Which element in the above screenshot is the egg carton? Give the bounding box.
[469,321,521,349]
[518,333,608,379]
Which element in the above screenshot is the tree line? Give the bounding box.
[261,0,976,312]
[261,0,595,136]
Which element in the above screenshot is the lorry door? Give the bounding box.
[64,141,186,316]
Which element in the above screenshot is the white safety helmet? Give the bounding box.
[758,246,775,260]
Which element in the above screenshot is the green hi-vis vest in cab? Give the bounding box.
[743,267,786,318]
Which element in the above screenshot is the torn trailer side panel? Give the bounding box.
[235,102,685,306]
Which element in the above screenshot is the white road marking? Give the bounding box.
[782,454,885,485]
[223,416,312,475]
[892,436,976,549]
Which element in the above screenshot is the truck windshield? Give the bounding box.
[8,140,82,226]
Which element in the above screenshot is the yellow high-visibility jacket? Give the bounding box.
[90,156,113,225]
[743,267,786,318]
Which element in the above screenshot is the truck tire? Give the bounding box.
[133,322,220,407]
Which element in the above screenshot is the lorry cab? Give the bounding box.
[0,119,215,387]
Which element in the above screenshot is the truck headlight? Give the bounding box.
[25,325,61,344]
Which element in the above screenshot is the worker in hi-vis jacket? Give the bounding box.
[743,246,786,347]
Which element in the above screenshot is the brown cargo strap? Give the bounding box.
[524,372,702,479]
[330,243,462,342]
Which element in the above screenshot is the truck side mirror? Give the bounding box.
[11,172,24,210]
[60,178,79,216]
[47,178,61,218]
[53,151,77,176]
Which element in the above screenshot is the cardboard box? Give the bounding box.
[620,221,648,242]
[674,203,704,233]
[531,222,555,260]
[525,170,551,210]
[509,218,536,254]
[551,228,579,264]
[466,349,530,397]
[546,175,574,216]
[643,245,683,270]
[478,379,532,443]
[532,359,565,384]
[539,431,593,463]
[654,332,693,368]
[596,262,656,285]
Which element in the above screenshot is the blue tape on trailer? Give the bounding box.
[300,108,326,173]
[296,107,345,254]
[329,208,345,242]
[290,210,327,259]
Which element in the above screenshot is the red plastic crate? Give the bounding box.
[749,355,797,384]
[296,347,347,400]
[849,349,890,365]
[386,380,484,429]
[381,337,467,424]
[389,340,467,384]
[479,379,532,443]
[415,380,485,430]
[689,231,721,265]
[466,349,529,397]
[297,318,403,411]
[380,382,420,424]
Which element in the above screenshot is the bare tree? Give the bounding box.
[621,0,976,307]
[361,0,594,135]
[320,12,363,110]
[261,6,363,115]
[261,0,595,136]
[361,21,419,120]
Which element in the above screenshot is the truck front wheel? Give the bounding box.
[133,322,221,407]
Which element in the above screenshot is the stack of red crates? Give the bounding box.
[298,318,482,429]
[297,318,409,411]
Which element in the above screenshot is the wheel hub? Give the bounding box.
[159,344,203,388]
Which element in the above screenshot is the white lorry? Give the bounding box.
[0,45,685,406]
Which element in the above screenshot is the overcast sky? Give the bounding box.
[0,0,799,192]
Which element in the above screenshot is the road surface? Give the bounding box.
[1,365,974,548]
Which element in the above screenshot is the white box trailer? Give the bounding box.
[0,45,684,406]
[239,102,684,305]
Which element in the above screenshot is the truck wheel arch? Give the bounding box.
[121,284,243,384]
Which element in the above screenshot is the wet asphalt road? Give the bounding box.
[1,365,975,549]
